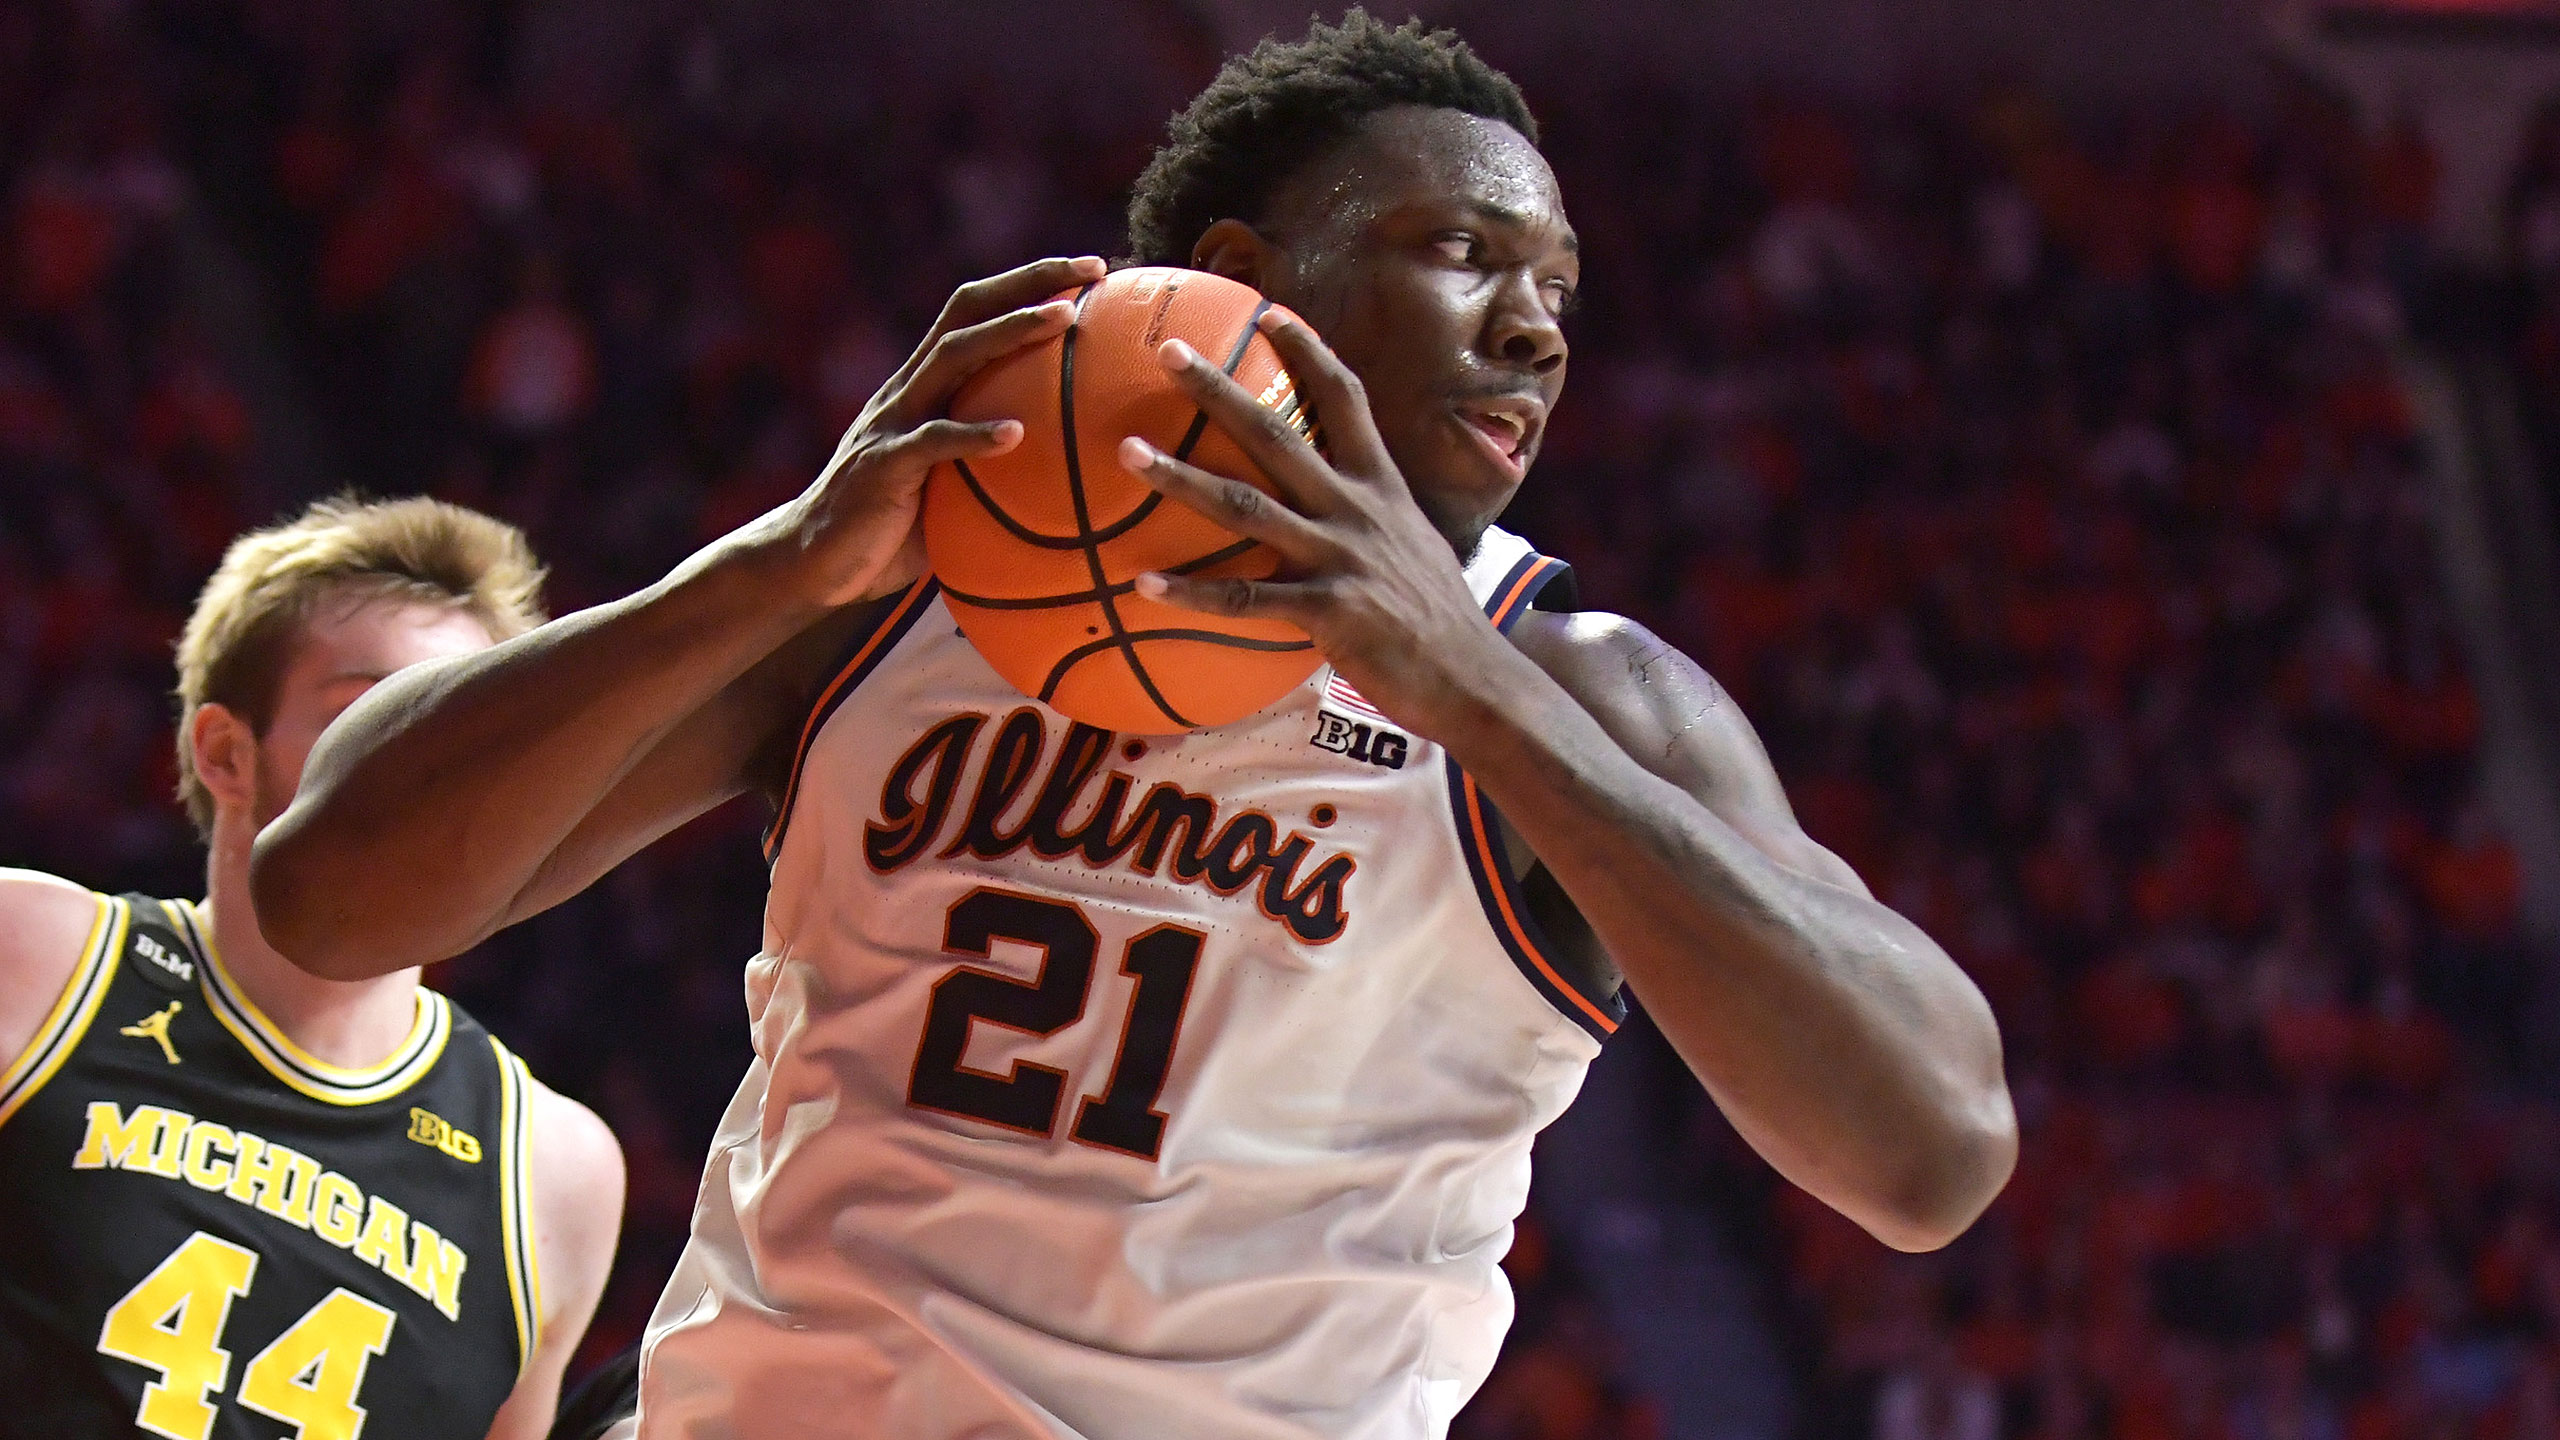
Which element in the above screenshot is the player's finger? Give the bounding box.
[1153,338,1342,514]
[940,254,1107,332]
[884,256,1104,394]
[875,418,1026,472]
[1253,310,1389,476]
[882,300,1078,427]
[1118,437,1333,561]
[1130,568,1315,623]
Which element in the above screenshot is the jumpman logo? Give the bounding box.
[120,1003,182,1065]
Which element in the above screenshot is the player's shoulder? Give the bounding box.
[1507,607,1775,789]
[522,1073,621,1173]
[1509,607,1711,714]
[0,866,105,927]
[1508,605,1648,655]
[0,869,110,989]
[519,1071,624,1247]
[0,869,114,1075]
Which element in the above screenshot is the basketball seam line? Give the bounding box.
[1038,627,1317,685]
[943,537,1258,610]
[955,460,1163,550]
[947,298,1266,556]
[947,297,1264,556]
[1052,282,1199,729]
[1170,298,1272,462]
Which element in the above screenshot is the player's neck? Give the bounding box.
[200,817,425,1071]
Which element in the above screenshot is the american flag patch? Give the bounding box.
[1323,670,1389,723]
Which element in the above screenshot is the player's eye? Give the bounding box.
[1544,279,1579,316]
[1431,232,1482,266]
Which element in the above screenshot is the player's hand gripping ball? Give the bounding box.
[923,267,1324,733]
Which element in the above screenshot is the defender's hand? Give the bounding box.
[1118,310,1520,738]
[776,255,1107,606]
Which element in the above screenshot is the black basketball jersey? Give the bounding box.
[0,893,541,1440]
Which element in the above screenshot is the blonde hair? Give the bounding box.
[175,494,547,835]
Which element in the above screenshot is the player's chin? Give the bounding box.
[1400,435,1529,548]
[1424,413,1531,499]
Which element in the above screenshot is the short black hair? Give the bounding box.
[1124,10,1537,268]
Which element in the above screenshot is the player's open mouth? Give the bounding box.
[1456,401,1539,480]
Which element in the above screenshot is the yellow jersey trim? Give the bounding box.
[174,900,450,1105]
[0,893,124,1129]
[491,1036,541,1374]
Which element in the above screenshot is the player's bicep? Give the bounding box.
[502,686,765,925]
[530,1085,624,1338]
[483,1085,624,1440]
[501,601,881,927]
[1639,663,1870,897]
[1515,612,1871,898]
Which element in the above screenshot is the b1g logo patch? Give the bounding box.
[1312,671,1409,769]
[1311,711,1409,770]
[408,1106,483,1163]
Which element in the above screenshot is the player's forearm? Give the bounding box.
[253,536,825,979]
[1438,656,2015,1251]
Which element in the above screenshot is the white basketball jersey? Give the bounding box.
[636,527,1624,1440]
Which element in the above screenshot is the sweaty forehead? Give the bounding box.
[1270,105,1564,243]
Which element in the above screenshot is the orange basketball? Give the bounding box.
[924,266,1322,734]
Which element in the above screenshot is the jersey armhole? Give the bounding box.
[763,579,943,865]
[1445,553,1625,1043]
[489,1036,544,1377]
[0,892,125,1129]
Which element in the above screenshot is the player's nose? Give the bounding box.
[1484,272,1566,377]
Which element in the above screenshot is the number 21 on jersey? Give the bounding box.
[908,887,1203,1161]
[98,1230,396,1440]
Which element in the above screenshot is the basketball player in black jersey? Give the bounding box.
[0,497,622,1438]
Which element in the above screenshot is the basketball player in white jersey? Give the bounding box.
[252,15,2016,1439]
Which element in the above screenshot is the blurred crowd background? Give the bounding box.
[7,2,2560,1439]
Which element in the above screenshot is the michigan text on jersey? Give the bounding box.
[70,1099,468,1320]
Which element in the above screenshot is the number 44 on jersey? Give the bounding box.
[98,1230,394,1440]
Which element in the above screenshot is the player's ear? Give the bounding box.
[1190,219,1281,291]
[189,703,258,815]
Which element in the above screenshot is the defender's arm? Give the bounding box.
[481,1080,624,1440]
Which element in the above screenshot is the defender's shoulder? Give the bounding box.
[522,1075,624,1253]
[481,1070,624,1438]
[524,1076,622,1173]
[0,870,112,1079]
[0,867,104,930]
[0,869,110,991]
